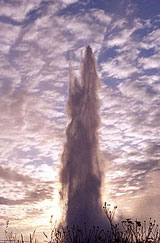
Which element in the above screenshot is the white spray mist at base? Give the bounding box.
[59,46,107,228]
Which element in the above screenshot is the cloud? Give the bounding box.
[126,170,160,223]
[24,184,54,203]
[0,0,42,22]
[100,17,160,80]
[99,67,160,216]
[140,28,160,50]
[107,28,134,48]
[0,184,54,205]
[118,79,158,102]
[101,57,138,79]
[0,1,112,188]
[0,22,20,54]
[100,18,144,79]
[60,0,79,5]
[106,17,143,47]
[0,165,33,184]
[25,208,44,217]
[139,52,160,70]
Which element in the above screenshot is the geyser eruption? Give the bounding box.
[60,46,106,228]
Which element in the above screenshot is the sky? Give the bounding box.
[0,0,160,239]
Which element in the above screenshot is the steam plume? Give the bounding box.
[60,46,106,228]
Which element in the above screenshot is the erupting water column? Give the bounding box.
[60,46,106,228]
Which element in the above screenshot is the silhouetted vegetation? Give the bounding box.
[43,219,160,243]
[3,205,160,243]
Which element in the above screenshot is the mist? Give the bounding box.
[60,46,107,228]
